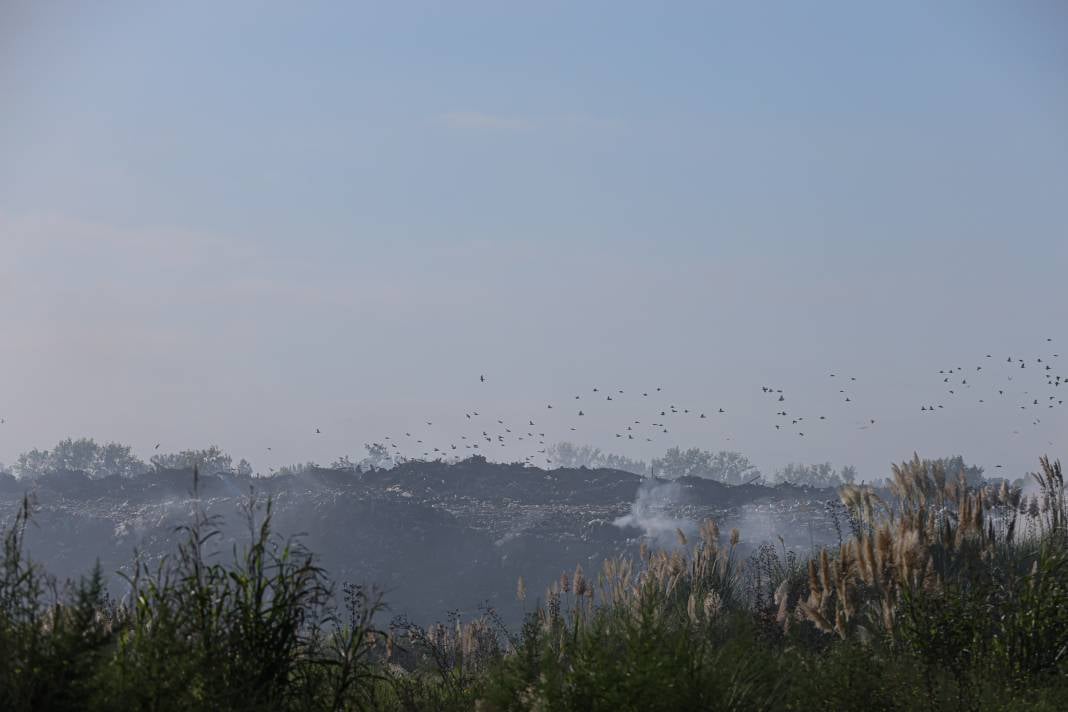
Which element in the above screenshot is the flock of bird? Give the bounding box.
[2,340,1060,474]
[296,338,1064,471]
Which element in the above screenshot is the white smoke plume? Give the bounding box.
[613,478,696,548]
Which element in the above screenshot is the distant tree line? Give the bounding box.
[549,442,988,490]
[5,436,989,492]
[7,438,252,480]
[546,442,650,475]
[149,445,253,477]
[4,439,408,480]
[652,447,763,484]
[12,438,148,479]
[771,461,857,488]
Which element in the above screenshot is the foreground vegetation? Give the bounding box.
[1,456,1067,711]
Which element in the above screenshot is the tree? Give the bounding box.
[275,462,318,476]
[772,462,857,488]
[707,451,763,484]
[650,448,761,484]
[652,447,711,479]
[49,438,100,473]
[11,438,148,479]
[13,449,51,479]
[546,442,647,475]
[359,443,395,470]
[95,441,148,478]
[546,442,603,469]
[599,452,649,475]
[150,445,233,475]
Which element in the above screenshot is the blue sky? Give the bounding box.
[2,2,1066,478]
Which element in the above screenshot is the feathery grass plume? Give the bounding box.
[700,519,720,547]
[573,564,587,598]
[676,528,688,547]
[819,549,832,596]
[835,544,855,620]
[860,535,877,587]
[876,525,893,590]
[1032,456,1066,539]
[703,590,722,620]
[784,451,1068,671]
[516,576,526,603]
[799,598,834,633]
[774,579,792,629]
[840,483,887,537]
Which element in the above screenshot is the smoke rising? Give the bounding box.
[613,478,696,548]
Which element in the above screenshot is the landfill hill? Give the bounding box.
[0,456,842,625]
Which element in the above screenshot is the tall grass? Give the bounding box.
[1,457,1066,710]
[479,455,1068,710]
[0,471,391,711]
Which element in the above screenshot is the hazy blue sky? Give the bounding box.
[2,2,1066,479]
